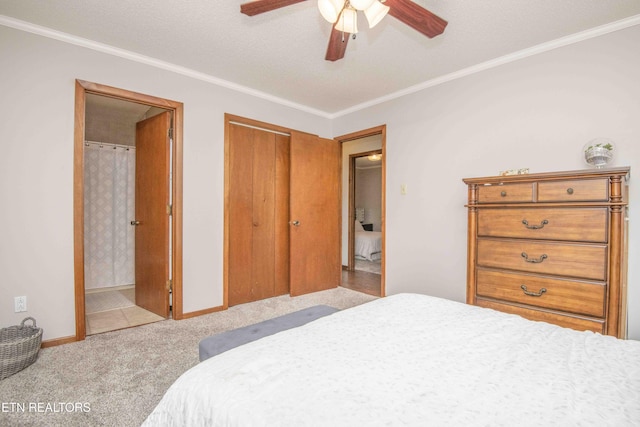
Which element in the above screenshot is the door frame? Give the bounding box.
[336,125,386,297]
[348,149,383,270]
[73,80,184,341]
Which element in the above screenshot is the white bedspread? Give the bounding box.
[355,230,381,261]
[144,294,640,426]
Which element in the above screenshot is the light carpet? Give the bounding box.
[0,287,376,427]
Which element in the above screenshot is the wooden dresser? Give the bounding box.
[463,168,629,338]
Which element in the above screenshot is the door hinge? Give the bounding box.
[168,127,173,140]
[167,204,172,216]
[166,279,172,291]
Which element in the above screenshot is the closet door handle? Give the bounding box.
[131,220,141,226]
[290,220,300,227]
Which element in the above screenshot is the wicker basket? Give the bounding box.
[0,317,43,380]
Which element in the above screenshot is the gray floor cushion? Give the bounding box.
[199,304,339,362]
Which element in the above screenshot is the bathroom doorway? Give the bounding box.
[73,80,184,340]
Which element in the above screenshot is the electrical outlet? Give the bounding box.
[14,296,27,313]
[400,184,407,195]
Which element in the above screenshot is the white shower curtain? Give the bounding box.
[84,142,136,289]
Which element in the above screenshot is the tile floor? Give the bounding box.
[85,287,165,335]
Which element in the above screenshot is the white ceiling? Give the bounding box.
[84,94,157,146]
[1,1,639,116]
[356,155,382,169]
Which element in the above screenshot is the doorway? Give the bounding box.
[73,80,184,341]
[351,149,383,274]
[337,126,386,297]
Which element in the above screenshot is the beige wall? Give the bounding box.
[2,22,639,342]
[355,167,382,231]
[0,25,330,341]
[333,24,640,340]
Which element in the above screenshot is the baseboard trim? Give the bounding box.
[41,335,78,348]
[40,306,225,346]
[181,305,224,319]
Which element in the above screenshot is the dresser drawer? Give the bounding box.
[477,208,607,242]
[476,299,605,334]
[477,183,532,203]
[476,238,606,280]
[537,179,608,202]
[476,269,605,317]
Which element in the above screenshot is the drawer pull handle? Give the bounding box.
[521,252,548,263]
[567,188,574,195]
[500,191,507,197]
[521,284,547,297]
[522,219,549,230]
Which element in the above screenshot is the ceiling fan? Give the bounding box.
[240,0,447,61]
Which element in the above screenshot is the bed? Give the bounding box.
[354,220,381,261]
[143,294,640,426]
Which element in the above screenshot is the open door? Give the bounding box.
[134,111,171,318]
[289,131,341,296]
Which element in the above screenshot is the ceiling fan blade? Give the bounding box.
[241,0,307,16]
[325,27,349,61]
[384,0,448,38]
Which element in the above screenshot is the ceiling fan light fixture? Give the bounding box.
[349,0,375,10]
[242,0,447,62]
[364,1,390,28]
[335,7,358,34]
[318,0,344,23]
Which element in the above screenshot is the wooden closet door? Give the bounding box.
[289,132,341,296]
[228,124,289,306]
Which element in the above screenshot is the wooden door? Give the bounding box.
[228,124,290,306]
[134,111,171,318]
[289,132,341,296]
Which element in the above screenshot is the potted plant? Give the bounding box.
[584,138,614,168]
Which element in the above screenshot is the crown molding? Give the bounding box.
[0,15,333,119]
[329,14,640,119]
[2,13,639,120]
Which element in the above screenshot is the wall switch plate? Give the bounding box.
[14,296,27,313]
[401,184,407,195]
